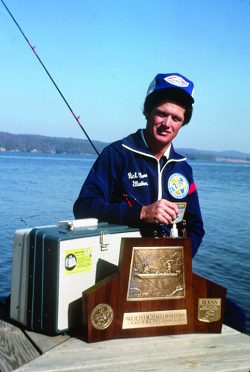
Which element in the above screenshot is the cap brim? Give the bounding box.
[147,88,194,108]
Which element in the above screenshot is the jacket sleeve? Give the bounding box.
[73,148,142,226]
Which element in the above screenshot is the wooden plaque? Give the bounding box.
[82,238,226,342]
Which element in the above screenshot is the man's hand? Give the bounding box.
[140,199,179,225]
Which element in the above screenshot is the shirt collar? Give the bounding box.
[141,129,171,159]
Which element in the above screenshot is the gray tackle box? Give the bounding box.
[10,219,140,334]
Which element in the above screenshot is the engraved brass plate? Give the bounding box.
[127,246,185,301]
[122,309,187,329]
[198,298,221,323]
[91,303,114,330]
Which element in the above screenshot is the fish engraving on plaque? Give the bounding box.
[127,246,185,301]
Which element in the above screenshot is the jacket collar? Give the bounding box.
[122,129,186,162]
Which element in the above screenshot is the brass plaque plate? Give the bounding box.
[122,309,187,329]
[127,246,185,301]
[198,298,221,323]
[91,303,114,330]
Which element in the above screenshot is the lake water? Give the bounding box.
[0,152,249,333]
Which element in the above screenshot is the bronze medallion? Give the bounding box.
[91,303,114,330]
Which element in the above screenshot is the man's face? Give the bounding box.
[146,101,185,147]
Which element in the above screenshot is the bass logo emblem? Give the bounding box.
[198,298,221,323]
[168,173,189,199]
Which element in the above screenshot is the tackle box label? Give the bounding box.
[64,247,92,274]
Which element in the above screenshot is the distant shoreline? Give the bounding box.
[1,150,250,165]
[215,157,250,164]
[1,131,250,162]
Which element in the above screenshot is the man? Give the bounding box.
[73,72,205,257]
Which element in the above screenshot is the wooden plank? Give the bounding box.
[15,326,250,371]
[24,330,70,354]
[0,320,40,372]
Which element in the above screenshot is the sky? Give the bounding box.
[0,0,250,152]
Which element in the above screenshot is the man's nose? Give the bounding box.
[161,116,171,126]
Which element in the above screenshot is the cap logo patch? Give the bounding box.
[165,75,189,88]
[168,173,189,199]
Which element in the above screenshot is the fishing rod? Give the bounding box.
[1,0,100,156]
[1,1,168,231]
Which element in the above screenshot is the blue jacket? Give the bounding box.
[74,129,205,256]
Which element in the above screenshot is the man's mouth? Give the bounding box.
[156,127,171,136]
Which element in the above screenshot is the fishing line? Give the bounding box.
[1,1,164,227]
[1,0,100,156]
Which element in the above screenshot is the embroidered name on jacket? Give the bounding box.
[128,172,149,187]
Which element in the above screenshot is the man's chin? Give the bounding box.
[155,134,172,144]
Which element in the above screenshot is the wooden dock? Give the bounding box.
[1,318,250,372]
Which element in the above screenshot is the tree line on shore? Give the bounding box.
[0,131,249,161]
[0,131,107,155]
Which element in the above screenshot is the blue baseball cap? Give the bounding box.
[146,73,194,105]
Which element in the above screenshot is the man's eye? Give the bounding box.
[173,116,181,122]
[157,112,165,117]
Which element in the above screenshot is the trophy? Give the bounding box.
[82,234,226,342]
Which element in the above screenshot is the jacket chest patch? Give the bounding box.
[168,173,189,199]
